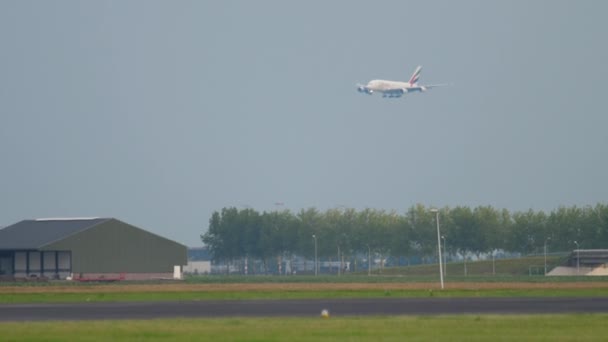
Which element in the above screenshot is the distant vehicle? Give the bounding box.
[357,66,448,98]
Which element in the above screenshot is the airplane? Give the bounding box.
[357,66,448,98]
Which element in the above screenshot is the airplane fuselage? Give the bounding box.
[358,80,427,97]
[366,80,425,92]
[356,66,445,98]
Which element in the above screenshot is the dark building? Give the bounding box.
[0,218,187,281]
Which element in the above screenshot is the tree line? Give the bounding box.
[201,204,608,270]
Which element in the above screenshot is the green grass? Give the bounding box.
[1,314,607,341]
[2,287,608,304]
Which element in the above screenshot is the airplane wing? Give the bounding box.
[384,88,405,95]
[422,83,450,89]
[382,88,406,97]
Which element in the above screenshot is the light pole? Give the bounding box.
[573,240,579,275]
[441,235,447,277]
[337,245,341,276]
[312,234,318,276]
[544,237,551,275]
[367,244,371,276]
[492,250,496,275]
[430,208,444,289]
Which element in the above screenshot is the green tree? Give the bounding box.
[405,204,435,262]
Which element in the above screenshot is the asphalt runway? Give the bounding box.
[2,297,608,321]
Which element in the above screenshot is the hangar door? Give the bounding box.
[13,251,71,279]
[0,252,13,276]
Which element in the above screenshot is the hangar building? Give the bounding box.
[0,218,187,281]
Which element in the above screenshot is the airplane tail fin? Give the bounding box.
[408,66,422,85]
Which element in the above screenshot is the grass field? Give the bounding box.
[1,314,607,341]
[1,282,608,303]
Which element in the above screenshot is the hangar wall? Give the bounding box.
[41,219,187,275]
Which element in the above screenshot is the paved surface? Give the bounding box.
[1,297,608,321]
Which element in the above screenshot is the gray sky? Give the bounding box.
[1,1,607,246]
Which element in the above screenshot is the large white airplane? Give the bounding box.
[357,66,448,98]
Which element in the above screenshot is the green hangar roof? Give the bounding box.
[0,218,111,250]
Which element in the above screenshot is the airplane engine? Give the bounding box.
[357,86,373,94]
[421,86,427,92]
